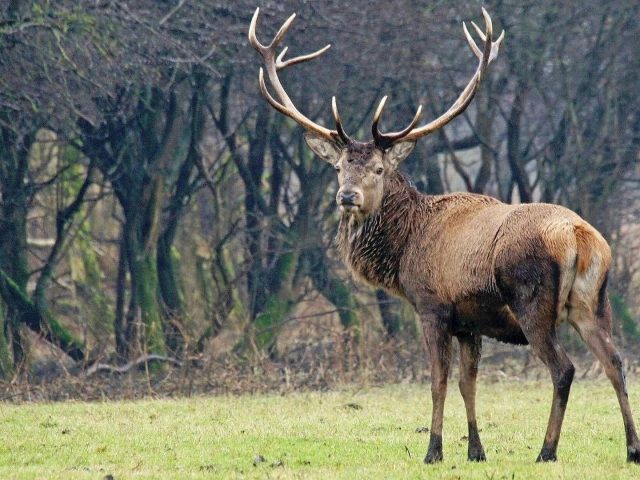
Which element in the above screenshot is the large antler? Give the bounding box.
[372,8,505,149]
[248,8,351,145]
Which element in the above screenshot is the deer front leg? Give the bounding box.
[458,333,486,461]
[421,312,452,464]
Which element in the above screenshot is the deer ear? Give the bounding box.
[384,141,416,168]
[304,133,342,163]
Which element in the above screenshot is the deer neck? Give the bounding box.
[336,171,419,294]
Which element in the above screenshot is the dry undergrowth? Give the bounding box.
[2,334,639,403]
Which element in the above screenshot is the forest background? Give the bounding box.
[1,0,639,398]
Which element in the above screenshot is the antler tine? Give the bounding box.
[332,96,351,145]
[463,22,483,59]
[277,44,332,70]
[468,19,504,63]
[372,96,388,126]
[248,8,265,51]
[372,96,423,149]
[478,8,493,74]
[481,7,493,40]
[271,12,297,49]
[276,46,288,65]
[390,105,423,139]
[471,20,485,39]
[249,8,337,141]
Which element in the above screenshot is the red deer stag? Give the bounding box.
[248,7,640,464]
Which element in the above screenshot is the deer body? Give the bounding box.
[337,170,609,347]
[249,7,640,465]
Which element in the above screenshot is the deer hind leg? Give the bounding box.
[569,293,640,463]
[507,270,575,462]
[421,311,452,463]
[528,332,575,462]
[458,333,486,461]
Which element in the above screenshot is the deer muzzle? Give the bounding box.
[337,189,363,211]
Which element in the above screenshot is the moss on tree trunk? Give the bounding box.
[251,250,299,356]
[133,251,166,356]
[0,268,85,362]
[157,228,185,355]
[0,302,13,379]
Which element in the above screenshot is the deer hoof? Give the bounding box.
[535,448,557,463]
[468,449,486,462]
[424,434,443,464]
[628,446,640,464]
[424,450,443,464]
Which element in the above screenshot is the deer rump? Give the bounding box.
[343,188,611,346]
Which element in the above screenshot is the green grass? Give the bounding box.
[1,380,639,479]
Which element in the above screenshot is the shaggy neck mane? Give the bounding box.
[336,170,420,294]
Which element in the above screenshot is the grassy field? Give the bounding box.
[1,379,639,479]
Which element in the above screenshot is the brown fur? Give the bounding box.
[337,171,600,324]
[574,222,610,275]
[336,172,418,295]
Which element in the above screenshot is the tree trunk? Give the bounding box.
[253,248,300,357]
[122,212,166,357]
[244,104,270,320]
[113,229,128,359]
[307,250,360,335]
[0,268,85,361]
[157,230,184,355]
[507,81,533,203]
[0,129,84,369]
[473,81,494,194]
[0,185,30,371]
[155,74,207,356]
[0,301,13,378]
[376,289,403,338]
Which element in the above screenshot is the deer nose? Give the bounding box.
[337,189,361,206]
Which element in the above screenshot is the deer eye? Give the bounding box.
[334,165,341,172]
[375,167,384,175]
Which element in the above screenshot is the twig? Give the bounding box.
[159,0,187,26]
[254,299,399,336]
[84,354,183,376]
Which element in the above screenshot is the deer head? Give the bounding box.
[249,8,504,217]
